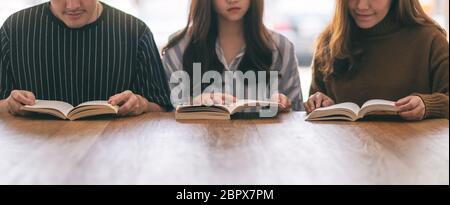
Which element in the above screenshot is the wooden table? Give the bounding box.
[0,109,448,185]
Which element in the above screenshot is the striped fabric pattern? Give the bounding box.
[0,2,172,110]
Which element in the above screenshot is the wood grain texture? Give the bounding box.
[0,111,448,185]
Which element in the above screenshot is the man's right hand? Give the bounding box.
[3,90,36,116]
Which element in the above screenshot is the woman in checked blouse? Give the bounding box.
[162,0,303,112]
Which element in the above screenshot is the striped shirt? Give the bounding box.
[163,31,304,111]
[0,2,172,110]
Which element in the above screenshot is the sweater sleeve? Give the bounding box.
[415,33,449,119]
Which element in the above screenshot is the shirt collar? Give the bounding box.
[215,40,246,71]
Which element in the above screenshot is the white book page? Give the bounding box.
[24,100,74,116]
[74,101,119,113]
[361,99,396,109]
[315,102,361,115]
[359,99,398,117]
[76,101,114,108]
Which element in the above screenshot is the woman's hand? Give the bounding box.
[271,93,292,112]
[396,96,426,121]
[193,93,237,106]
[303,92,335,114]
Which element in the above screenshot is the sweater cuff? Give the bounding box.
[414,93,449,119]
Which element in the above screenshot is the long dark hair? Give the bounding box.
[163,0,274,91]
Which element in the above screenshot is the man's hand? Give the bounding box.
[109,90,161,116]
[4,90,36,116]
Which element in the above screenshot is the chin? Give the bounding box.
[356,22,377,29]
[63,21,87,29]
[225,16,244,22]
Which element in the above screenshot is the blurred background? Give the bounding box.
[1,0,449,100]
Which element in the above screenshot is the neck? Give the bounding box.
[218,17,244,40]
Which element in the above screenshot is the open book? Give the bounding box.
[306,99,399,121]
[21,100,119,121]
[175,100,281,120]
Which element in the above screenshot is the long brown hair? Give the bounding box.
[163,0,273,91]
[314,0,447,79]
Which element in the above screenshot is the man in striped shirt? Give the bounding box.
[0,0,172,117]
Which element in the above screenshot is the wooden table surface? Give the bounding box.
[0,108,448,185]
